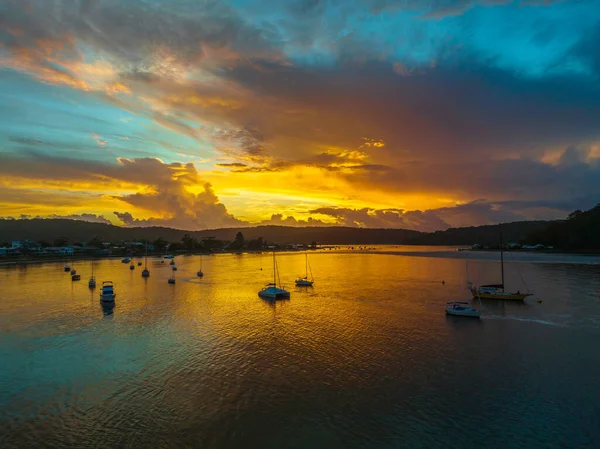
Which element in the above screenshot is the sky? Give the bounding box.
[1,0,599,232]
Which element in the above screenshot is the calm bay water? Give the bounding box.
[1,247,600,448]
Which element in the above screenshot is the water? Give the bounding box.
[1,248,599,448]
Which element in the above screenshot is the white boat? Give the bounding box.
[295,253,314,287]
[197,254,204,277]
[121,257,130,263]
[445,301,481,318]
[88,261,96,288]
[141,243,150,277]
[164,254,174,259]
[445,253,481,318]
[64,265,71,272]
[259,251,290,300]
[100,281,116,302]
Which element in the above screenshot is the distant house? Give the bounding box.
[45,246,74,255]
[0,247,20,256]
[11,240,41,251]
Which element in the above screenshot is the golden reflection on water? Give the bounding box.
[1,249,600,448]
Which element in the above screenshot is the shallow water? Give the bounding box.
[1,248,599,448]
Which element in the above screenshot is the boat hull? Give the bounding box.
[446,308,481,318]
[471,290,531,301]
[100,294,115,302]
[295,280,313,286]
[258,287,290,300]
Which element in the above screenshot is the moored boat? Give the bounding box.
[259,251,290,300]
[142,243,150,277]
[469,233,532,301]
[89,261,96,288]
[295,253,314,287]
[100,281,116,302]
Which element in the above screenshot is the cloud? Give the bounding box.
[257,213,332,227]
[1,0,599,231]
[2,213,111,225]
[309,207,450,231]
[0,153,242,230]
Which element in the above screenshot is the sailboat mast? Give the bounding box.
[465,252,469,292]
[144,242,148,269]
[500,232,505,288]
[305,253,308,278]
[273,250,276,286]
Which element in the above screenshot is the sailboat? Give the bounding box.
[141,243,150,277]
[446,254,481,317]
[197,254,204,277]
[88,261,96,288]
[295,253,314,286]
[258,251,290,300]
[469,233,532,301]
[168,270,176,284]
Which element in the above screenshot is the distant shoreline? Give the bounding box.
[2,245,599,267]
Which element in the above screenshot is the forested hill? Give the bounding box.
[525,204,600,250]
[0,219,421,245]
[0,217,565,247]
[406,221,551,246]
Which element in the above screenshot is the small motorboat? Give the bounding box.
[445,301,481,318]
[64,265,71,272]
[121,257,130,263]
[137,262,142,266]
[100,281,116,302]
[71,274,81,281]
[70,269,76,275]
[129,263,135,270]
[164,255,174,259]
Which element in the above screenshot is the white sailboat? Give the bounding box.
[88,261,96,288]
[446,253,481,318]
[259,251,290,300]
[197,254,204,277]
[469,233,532,301]
[295,253,314,286]
[142,243,150,277]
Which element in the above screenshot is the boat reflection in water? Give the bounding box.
[100,301,115,317]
